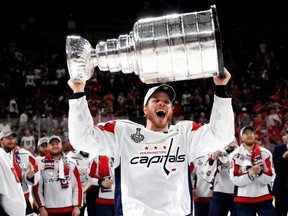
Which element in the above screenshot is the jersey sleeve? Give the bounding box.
[68,95,114,157]
[189,95,235,161]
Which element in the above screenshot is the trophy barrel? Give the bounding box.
[132,4,224,83]
[65,5,224,84]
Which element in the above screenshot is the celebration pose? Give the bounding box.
[67,68,234,215]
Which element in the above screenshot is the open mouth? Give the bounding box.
[156,110,166,118]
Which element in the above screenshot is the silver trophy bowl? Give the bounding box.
[66,5,224,83]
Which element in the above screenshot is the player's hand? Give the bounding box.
[101,179,113,188]
[67,79,86,93]
[39,207,48,216]
[251,164,261,174]
[26,165,35,179]
[72,206,81,216]
[283,150,288,159]
[213,67,231,86]
[212,150,222,159]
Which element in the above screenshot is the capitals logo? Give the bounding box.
[130,138,185,176]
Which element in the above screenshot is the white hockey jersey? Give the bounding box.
[68,94,234,216]
[0,148,26,216]
[67,150,90,190]
[203,151,235,194]
[87,154,115,204]
[32,152,83,214]
[191,155,213,202]
[11,146,40,200]
[229,144,275,202]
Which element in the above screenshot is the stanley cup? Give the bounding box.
[66,5,224,84]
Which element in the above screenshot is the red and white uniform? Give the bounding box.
[87,154,114,204]
[32,153,83,214]
[11,146,40,201]
[68,94,234,215]
[0,148,26,216]
[204,151,235,194]
[229,144,275,202]
[67,150,90,202]
[191,155,213,202]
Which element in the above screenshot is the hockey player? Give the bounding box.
[67,68,235,215]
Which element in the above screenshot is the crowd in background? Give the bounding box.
[0,11,287,155]
[0,3,287,216]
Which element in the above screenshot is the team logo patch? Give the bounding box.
[130,128,144,143]
[60,176,69,188]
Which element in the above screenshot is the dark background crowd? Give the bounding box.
[0,0,287,153]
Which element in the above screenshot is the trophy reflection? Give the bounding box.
[66,5,224,84]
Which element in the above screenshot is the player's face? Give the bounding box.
[48,139,63,156]
[144,91,173,130]
[241,129,255,147]
[38,143,49,156]
[0,135,16,152]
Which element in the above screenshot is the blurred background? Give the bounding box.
[0,0,287,152]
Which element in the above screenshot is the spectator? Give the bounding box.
[8,96,19,128]
[198,112,209,124]
[19,109,29,127]
[102,90,115,114]
[252,100,265,114]
[0,119,12,131]
[172,100,184,124]
[21,128,36,154]
[181,89,192,117]
[237,107,252,129]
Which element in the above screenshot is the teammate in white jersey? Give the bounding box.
[1,128,40,216]
[67,149,90,216]
[36,136,49,164]
[203,139,238,216]
[190,155,212,216]
[0,145,26,216]
[67,68,235,216]
[229,125,276,216]
[32,135,83,215]
[87,154,115,216]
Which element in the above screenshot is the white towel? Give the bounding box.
[58,158,65,179]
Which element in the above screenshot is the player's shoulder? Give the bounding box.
[0,147,6,155]
[67,149,79,157]
[16,147,36,157]
[170,120,195,129]
[98,119,144,127]
[260,146,273,156]
[175,120,192,125]
[66,157,77,167]
[229,147,241,159]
